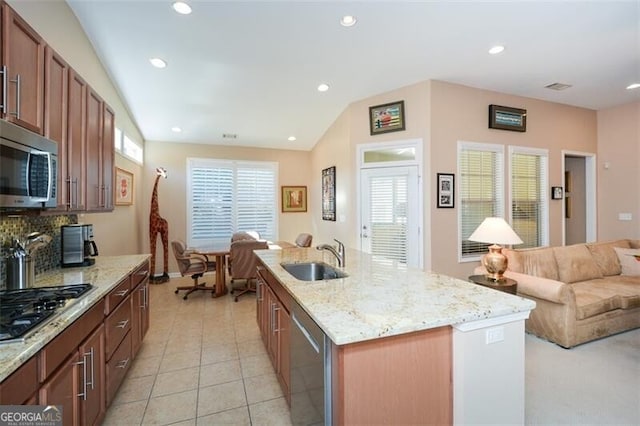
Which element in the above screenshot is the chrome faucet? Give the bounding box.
[316,239,345,267]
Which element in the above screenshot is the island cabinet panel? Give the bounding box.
[39,350,79,426]
[78,324,105,426]
[0,355,38,404]
[331,326,453,425]
[1,3,45,134]
[256,264,292,405]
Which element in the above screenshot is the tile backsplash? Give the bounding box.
[0,214,78,290]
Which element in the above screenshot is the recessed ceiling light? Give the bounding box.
[149,57,167,68]
[340,15,357,27]
[171,127,182,133]
[626,83,640,90]
[317,83,329,92]
[172,1,192,15]
[488,45,505,55]
[288,136,297,141]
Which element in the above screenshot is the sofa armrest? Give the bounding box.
[473,266,573,305]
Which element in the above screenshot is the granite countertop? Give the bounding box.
[255,247,536,345]
[0,255,150,382]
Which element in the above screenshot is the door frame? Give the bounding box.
[562,150,597,245]
[357,139,424,269]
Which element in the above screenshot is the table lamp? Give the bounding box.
[468,217,523,282]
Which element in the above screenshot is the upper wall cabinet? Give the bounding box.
[1,3,45,135]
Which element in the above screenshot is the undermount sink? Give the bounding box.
[281,262,348,281]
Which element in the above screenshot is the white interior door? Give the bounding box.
[360,166,420,267]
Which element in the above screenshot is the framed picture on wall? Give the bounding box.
[322,166,336,221]
[115,167,134,205]
[281,186,307,212]
[437,173,454,208]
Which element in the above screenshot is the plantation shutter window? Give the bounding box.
[458,142,504,260]
[187,158,277,247]
[510,148,549,248]
[369,174,409,264]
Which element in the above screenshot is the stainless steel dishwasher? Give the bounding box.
[290,302,332,426]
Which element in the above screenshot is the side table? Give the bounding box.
[468,275,518,295]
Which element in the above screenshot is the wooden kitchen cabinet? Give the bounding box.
[86,88,115,212]
[67,68,87,211]
[101,104,115,210]
[257,264,291,404]
[0,355,38,404]
[39,349,79,426]
[43,45,69,212]
[131,260,150,357]
[1,3,45,134]
[39,301,105,426]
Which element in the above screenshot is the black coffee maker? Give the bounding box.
[61,224,99,267]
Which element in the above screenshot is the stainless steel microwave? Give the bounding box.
[0,120,57,209]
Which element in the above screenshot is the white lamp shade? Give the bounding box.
[468,217,523,245]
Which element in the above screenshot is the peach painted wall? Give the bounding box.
[597,101,640,240]
[429,81,597,278]
[144,141,312,275]
[9,0,146,255]
[312,80,598,279]
[310,81,431,264]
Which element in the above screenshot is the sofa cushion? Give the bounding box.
[504,247,559,281]
[553,245,603,284]
[600,275,640,309]
[572,279,622,320]
[587,239,631,276]
[613,247,640,276]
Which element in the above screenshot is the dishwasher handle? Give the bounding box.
[292,312,320,354]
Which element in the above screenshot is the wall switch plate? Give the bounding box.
[619,213,632,221]
[486,326,505,344]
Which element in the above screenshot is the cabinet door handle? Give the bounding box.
[85,347,95,390]
[115,289,128,297]
[256,279,263,301]
[9,73,20,119]
[75,355,88,400]
[116,319,129,329]
[116,358,130,369]
[273,306,281,333]
[72,178,78,209]
[66,177,72,208]
[139,286,146,309]
[0,65,6,115]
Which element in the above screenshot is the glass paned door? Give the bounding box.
[360,166,419,267]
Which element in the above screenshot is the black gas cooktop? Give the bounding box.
[0,283,93,344]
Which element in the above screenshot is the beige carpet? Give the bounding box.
[525,328,640,425]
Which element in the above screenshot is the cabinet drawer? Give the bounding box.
[39,299,105,382]
[131,260,150,288]
[105,276,131,315]
[105,331,132,407]
[0,355,38,404]
[105,296,132,360]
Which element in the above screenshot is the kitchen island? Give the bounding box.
[0,255,150,425]
[255,247,535,425]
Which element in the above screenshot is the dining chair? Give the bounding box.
[295,233,313,247]
[171,240,217,299]
[228,238,269,302]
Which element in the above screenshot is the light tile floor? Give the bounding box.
[103,275,292,426]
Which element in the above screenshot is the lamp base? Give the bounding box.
[482,244,508,281]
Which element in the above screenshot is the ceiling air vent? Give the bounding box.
[545,83,572,91]
[222,133,238,139]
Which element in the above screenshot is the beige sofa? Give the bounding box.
[478,239,640,348]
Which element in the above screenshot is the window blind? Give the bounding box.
[369,174,408,263]
[459,143,504,258]
[187,159,277,247]
[511,150,548,248]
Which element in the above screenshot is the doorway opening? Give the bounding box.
[562,151,597,245]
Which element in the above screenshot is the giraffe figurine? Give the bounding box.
[149,167,170,283]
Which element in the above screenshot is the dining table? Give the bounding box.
[192,244,230,298]
[192,240,296,298]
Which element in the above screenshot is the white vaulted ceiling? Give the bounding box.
[65,0,639,150]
